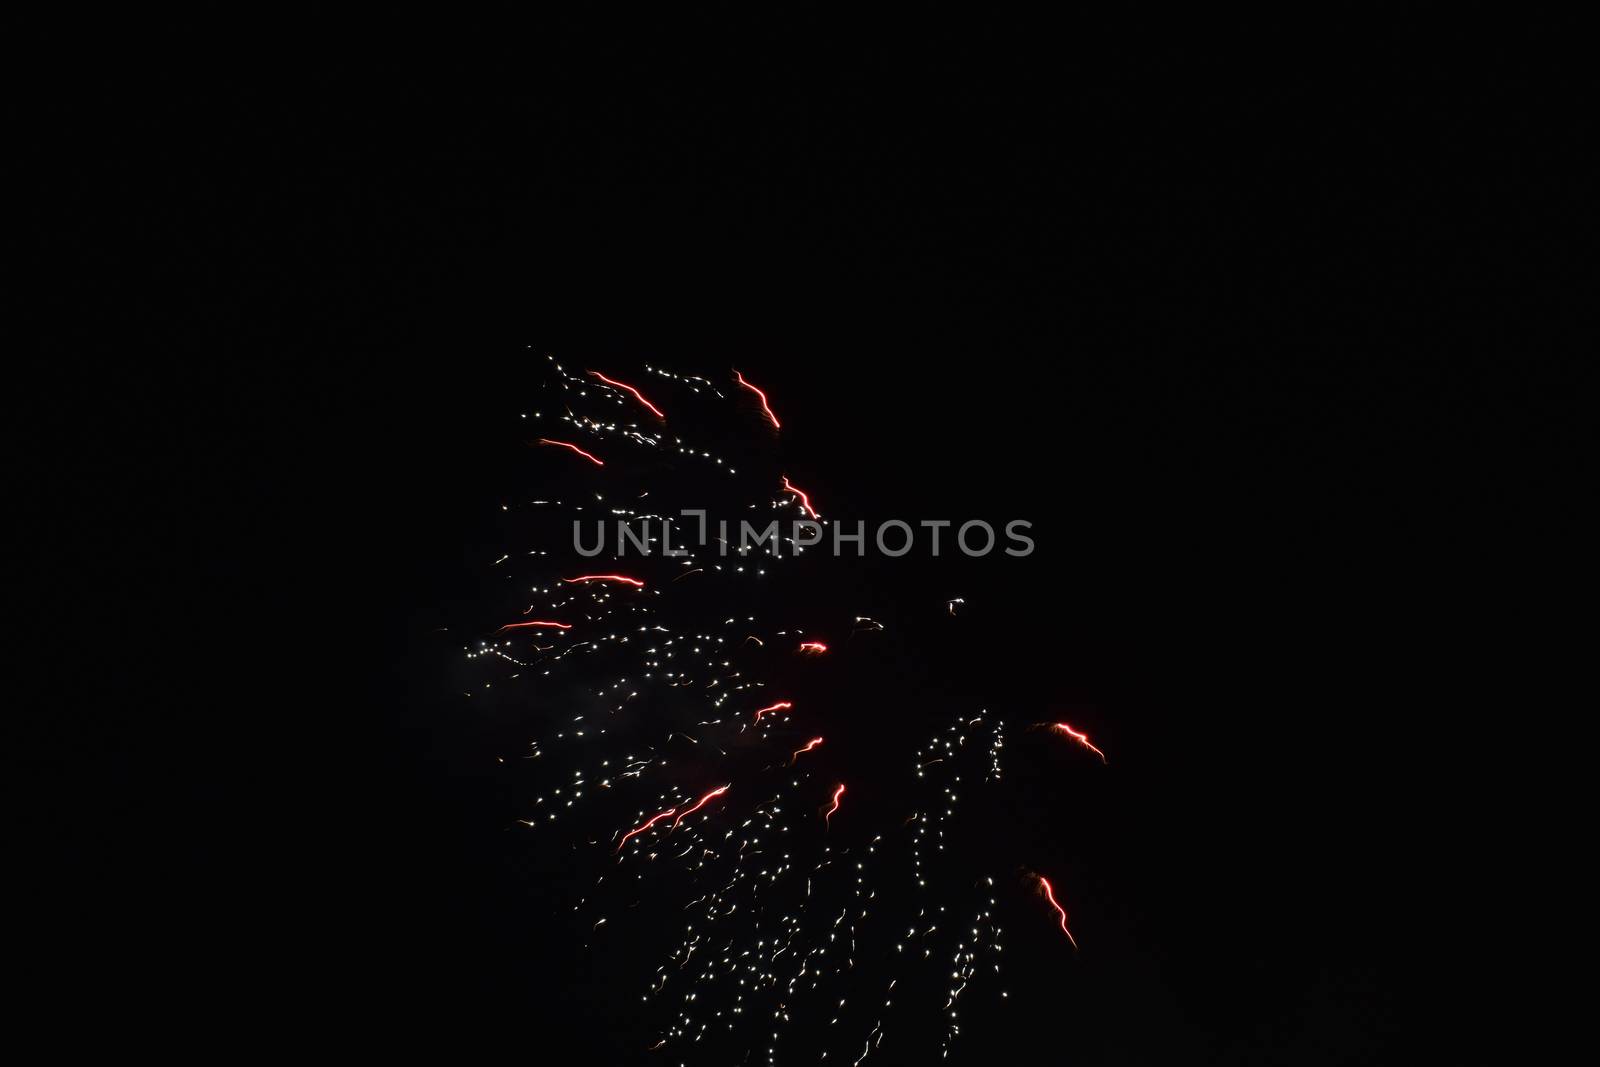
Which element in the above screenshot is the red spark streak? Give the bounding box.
[1037,876,1078,948]
[752,701,793,722]
[537,438,604,466]
[791,737,824,764]
[563,574,646,588]
[498,620,573,631]
[733,370,781,428]
[781,475,820,518]
[824,783,845,826]
[670,784,730,830]
[617,808,676,851]
[588,371,665,419]
[1051,722,1108,763]
[798,641,828,654]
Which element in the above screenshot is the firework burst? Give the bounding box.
[459,353,1105,1061]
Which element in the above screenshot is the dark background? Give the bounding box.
[29,24,1585,1062]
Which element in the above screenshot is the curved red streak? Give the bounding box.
[563,574,645,588]
[670,784,730,830]
[791,737,824,764]
[498,620,572,631]
[589,371,666,419]
[824,783,845,826]
[798,641,828,654]
[734,370,781,428]
[1052,722,1108,763]
[781,475,820,519]
[752,701,793,723]
[1038,876,1079,948]
[617,807,676,851]
[537,438,604,466]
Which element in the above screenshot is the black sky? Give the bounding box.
[27,25,1586,1062]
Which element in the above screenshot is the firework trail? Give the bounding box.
[670,783,731,830]
[1048,721,1108,763]
[734,369,782,428]
[752,700,793,723]
[588,370,666,419]
[791,737,824,764]
[459,353,1104,1061]
[782,474,820,518]
[1036,875,1078,949]
[825,782,846,826]
[535,437,605,465]
[618,808,677,851]
[563,574,646,587]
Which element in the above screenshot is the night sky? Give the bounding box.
[31,29,1581,1062]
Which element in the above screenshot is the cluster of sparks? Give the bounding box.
[460,353,1110,1061]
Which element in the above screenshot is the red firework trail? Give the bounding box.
[670,784,731,830]
[536,438,604,466]
[781,475,820,518]
[588,371,665,419]
[1050,722,1108,763]
[563,574,646,588]
[798,641,828,654]
[790,737,824,764]
[1037,875,1078,949]
[617,808,676,851]
[752,701,793,723]
[824,783,845,826]
[733,370,781,428]
[498,620,573,631]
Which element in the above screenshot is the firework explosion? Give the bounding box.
[461,354,1107,1061]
